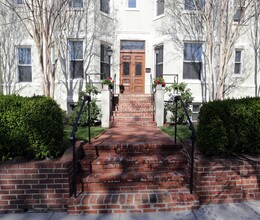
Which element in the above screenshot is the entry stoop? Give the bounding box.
[68,127,199,214]
[111,94,156,127]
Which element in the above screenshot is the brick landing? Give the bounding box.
[68,126,199,214]
[85,126,176,145]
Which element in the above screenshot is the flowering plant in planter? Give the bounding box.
[101,77,114,89]
[153,76,165,88]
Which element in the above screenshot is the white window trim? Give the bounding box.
[100,0,111,15]
[17,46,32,83]
[233,48,244,77]
[125,0,139,11]
[68,39,84,80]
[183,42,203,81]
[154,0,165,18]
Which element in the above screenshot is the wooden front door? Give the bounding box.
[120,52,145,94]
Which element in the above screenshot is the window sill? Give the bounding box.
[183,79,202,84]
[125,8,140,12]
[182,10,203,15]
[153,14,165,21]
[100,11,113,19]
[232,74,243,78]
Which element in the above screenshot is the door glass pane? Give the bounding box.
[135,62,142,75]
[123,62,130,75]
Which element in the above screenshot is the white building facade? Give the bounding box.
[0,0,259,121]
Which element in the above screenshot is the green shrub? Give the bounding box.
[69,84,101,126]
[0,95,64,161]
[197,97,260,156]
[165,82,194,123]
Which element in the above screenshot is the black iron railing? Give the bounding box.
[174,95,196,194]
[70,95,91,197]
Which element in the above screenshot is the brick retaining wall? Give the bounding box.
[0,156,73,213]
[194,155,260,204]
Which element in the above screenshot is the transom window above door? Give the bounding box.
[121,41,145,51]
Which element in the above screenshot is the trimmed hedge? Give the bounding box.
[197,97,260,156]
[0,95,65,161]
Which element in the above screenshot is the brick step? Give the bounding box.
[111,121,156,127]
[112,117,154,122]
[81,155,186,173]
[113,111,154,117]
[115,108,154,113]
[116,103,153,109]
[118,94,152,100]
[83,143,183,156]
[68,190,199,214]
[81,171,187,192]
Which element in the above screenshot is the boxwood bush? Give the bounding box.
[197,97,260,156]
[0,95,65,161]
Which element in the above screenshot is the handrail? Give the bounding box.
[70,95,91,197]
[174,95,196,194]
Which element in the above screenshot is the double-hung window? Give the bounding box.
[183,43,202,80]
[100,0,110,14]
[234,49,242,74]
[69,41,83,79]
[233,0,245,22]
[155,45,164,77]
[184,0,205,10]
[69,0,83,8]
[18,47,32,82]
[156,0,164,16]
[100,44,110,80]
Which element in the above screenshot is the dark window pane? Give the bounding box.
[183,62,201,79]
[234,63,241,74]
[101,63,109,80]
[157,0,164,16]
[234,8,245,21]
[158,64,163,77]
[184,43,202,61]
[18,66,32,82]
[192,112,199,121]
[69,41,83,59]
[69,0,83,7]
[135,62,142,75]
[100,0,110,14]
[18,48,31,64]
[70,61,83,78]
[14,0,23,4]
[121,41,145,50]
[193,104,200,112]
[100,44,110,80]
[185,0,205,10]
[123,62,130,75]
[235,51,241,62]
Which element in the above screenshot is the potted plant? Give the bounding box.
[153,76,165,88]
[101,77,114,89]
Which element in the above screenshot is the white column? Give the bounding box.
[101,85,111,128]
[155,84,164,127]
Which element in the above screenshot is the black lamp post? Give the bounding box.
[106,46,113,78]
[155,46,160,77]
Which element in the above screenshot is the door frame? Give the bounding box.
[120,40,146,94]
